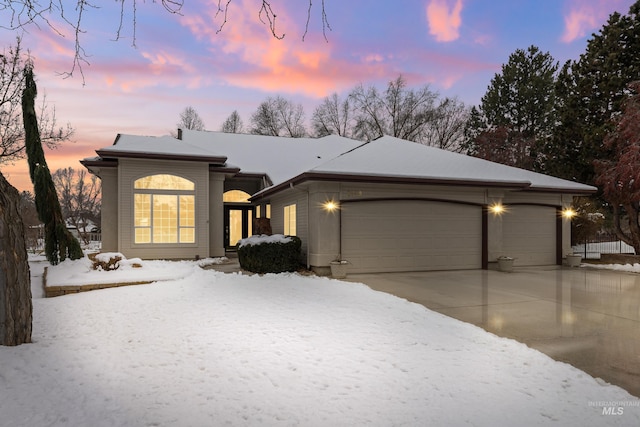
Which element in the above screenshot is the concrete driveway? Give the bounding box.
[347,266,640,397]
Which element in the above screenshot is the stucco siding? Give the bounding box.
[118,158,209,259]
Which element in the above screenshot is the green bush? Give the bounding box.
[237,235,302,273]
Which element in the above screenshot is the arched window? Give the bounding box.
[223,190,251,203]
[133,174,195,244]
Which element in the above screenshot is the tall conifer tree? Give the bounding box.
[22,64,82,265]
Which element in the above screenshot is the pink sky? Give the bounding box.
[0,0,636,192]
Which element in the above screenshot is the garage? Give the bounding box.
[341,200,483,273]
[501,205,558,266]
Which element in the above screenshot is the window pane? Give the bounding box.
[135,228,151,244]
[134,174,194,190]
[180,228,195,243]
[290,204,296,236]
[179,196,195,227]
[223,190,251,203]
[284,204,296,236]
[134,194,150,226]
[153,195,178,243]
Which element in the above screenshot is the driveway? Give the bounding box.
[347,266,640,397]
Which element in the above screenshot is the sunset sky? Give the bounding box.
[0,0,636,192]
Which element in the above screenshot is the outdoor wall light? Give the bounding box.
[562,208,577,219]
[489,203,505,215]
[323,200,339,212]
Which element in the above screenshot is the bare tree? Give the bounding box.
[19,190,41,251]
[213,0,331,41]
[172,106,205,136]
[52,167,101,245]
[221,110,244,133]
[349,75,439,143]
[0,37,74,164]
[250,96,306,137]
[1,1,330,79]
[424,97,469,152]
[311,93,354,138]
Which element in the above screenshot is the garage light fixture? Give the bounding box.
[562,208,576,219]
[323,200,339,212]
[489,203,505,215]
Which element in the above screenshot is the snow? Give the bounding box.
[180,129,362,186]
[311,136,597,192]
[582,262,640,274]
[87,132,595,199]
[2,256,638,426]
[238,234,293,248]
[45,255,222,287]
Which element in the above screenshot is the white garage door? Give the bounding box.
[341,200,482,273]
[501,205,557,266]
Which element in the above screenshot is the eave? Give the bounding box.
[250,171,596,201]
[95,149,227,165]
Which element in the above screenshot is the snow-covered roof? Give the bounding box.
[96,134,227,164]
[87,131,595,195]
[178,129,362,185]
[305,136,596,192]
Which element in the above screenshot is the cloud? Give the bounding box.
[426,0,464,42]
[561,0,627,43]
[177,0,399,97]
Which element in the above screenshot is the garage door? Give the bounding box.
[501,205,557,266]
[341,200,482,273]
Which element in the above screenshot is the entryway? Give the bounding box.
[224,205,254,249]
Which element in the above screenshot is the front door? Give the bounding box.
[224,205,254,249]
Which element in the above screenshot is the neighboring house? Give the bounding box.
[81,129,596,274]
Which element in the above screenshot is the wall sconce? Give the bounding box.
[489,203,505,215]
[562,208,576,219]
[323,200,339,212]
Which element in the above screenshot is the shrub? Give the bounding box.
[237,235,302,273]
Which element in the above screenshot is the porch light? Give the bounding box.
[323,200,339,212]
[562,208,576,219]
[489,203,505,215]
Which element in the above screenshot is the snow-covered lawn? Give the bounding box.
[1,257,639,426]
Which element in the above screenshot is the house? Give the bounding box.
[81,129,596,274]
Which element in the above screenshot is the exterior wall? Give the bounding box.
[117,158,210,259]
[268,187,309,261]
[99,168,118,252]
[209,172,225,257]
[291,181,576,272]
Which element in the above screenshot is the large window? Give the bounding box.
[134,174,195,244]
[284,204,296,236]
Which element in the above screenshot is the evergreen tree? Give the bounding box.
[594,81,640,254]
[465,45,558,170]
[548,2,640,184]
[22,64,82,265]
